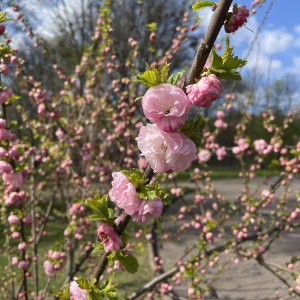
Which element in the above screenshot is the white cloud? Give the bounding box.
[257,28,293,55]
[195,7,214,33]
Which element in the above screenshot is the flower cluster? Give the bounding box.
[137,83,199,173]
[43,250,67,276]
[109,171,163,224]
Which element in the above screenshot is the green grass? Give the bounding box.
[0,213,153,299]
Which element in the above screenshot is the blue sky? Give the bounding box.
[196,0,300,81]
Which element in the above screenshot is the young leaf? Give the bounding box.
[222,37,247,69]
[207,37,247,80]
[137,185,156,200]
[121,169,147,190]
[116,252,139,274]
[76,278,90,290]
[160,62,170,83]
[132,62,170,88]
[92,241,104,255]
[55,285,70,300]
[167,69,185,85]
[107,291,118,300]
[179,113,204,147]
[192,1,216,11]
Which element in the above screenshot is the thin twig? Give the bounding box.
[184,0,233,88]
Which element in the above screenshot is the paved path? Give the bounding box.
[156,178,300,300]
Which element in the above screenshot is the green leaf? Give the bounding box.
[121,169,147,190]
[137,185,156,200]
[291,149,300,157]
[134,96,143,102]
[88,290,103,300]
[6,95,20,106]
[76,278,90,290]
[132,62,170,88]
[107,291,118,300]
[192,1,216,11]
[85,194,114,224]
[154,181,169,200]
[146,22,157,32]
[132,65,161,88]
[207,37,247,81]
[209,48,223,69]
[116,253,139,274]
[179,113,204,147]
[160,62,170,83]
[167,69,185,85]
[222,38,247,69]
[55,285,70,300]
[92,241,104,255]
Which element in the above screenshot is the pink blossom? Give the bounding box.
[141,83,191,132]
[43,261,54,276]
[186,74,222,108]
[11,232,21,239]
[97,223,123,252]
[0,91,10,103]
[216,146,227,160]
[18,242,27,251]
[225,5,249,33]
[4,192,22,206]
[198,149,211,163]
[136,124,197,173]
[0,147,8,158]
[214,119,227,129]
[2,172,24,187]
[0,161,13,173]
[232,146,240,154]
[237,138,249,151]
[108,172,141,215]
[132,197,163,223]
[9,147,20,159]
[0,118,6,128]
[254,139,273,155]
[18,261,29,270]
[11,256,18,265]
[69,203,85,216]
[8,214,20,224]
[216,111,225,119]
[0,128,11,140]
[69,279,88,300]
[296,275,300,291]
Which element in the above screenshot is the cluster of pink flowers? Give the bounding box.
[232,138,250,155]
[43,250,67,276]
[253,139,273,155]
[0,118,28,211]
[225,5,250,33]
[109,172,163,224]
[137,83,197,173]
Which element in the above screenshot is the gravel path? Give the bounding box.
[155,178,300,300]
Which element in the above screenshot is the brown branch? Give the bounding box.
[91,0,232,288]
[184,0,233,88]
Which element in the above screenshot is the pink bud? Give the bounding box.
[186,74,222,108]
[0,24,5,35]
